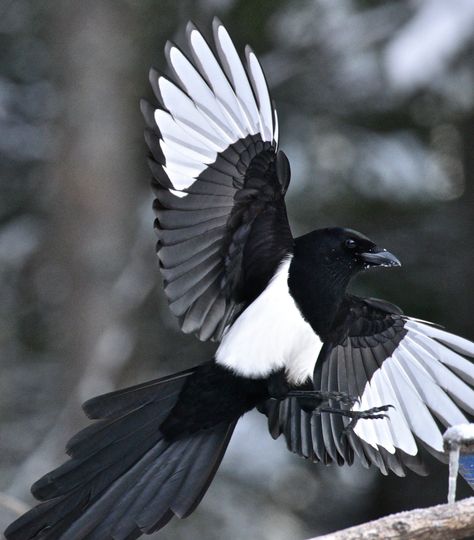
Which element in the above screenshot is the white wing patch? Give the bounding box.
[352,320,474,455]
[215,257,322,384]
[153,19,278,196]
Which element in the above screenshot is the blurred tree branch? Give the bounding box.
[4,0,153,502]
[309,497,474,540]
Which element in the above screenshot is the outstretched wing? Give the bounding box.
[142,19,293,341]
[259,296,474,476]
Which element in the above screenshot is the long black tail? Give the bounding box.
[4,363,260,540]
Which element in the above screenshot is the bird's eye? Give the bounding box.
[345,239,357,249]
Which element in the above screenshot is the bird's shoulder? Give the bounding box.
[327,294,406,346]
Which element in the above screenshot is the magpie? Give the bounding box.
[5,18,474,540]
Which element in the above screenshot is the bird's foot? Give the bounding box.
[327,404,394,434]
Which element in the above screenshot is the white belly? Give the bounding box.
[215,257,322,384]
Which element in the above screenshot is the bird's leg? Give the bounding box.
[267,374,388,425]
[286,387,393,428]
[265,372,359,409]
[286,388,360,412]
[287,390,359,407]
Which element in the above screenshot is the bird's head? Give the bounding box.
[290,227,402,330]
[294,227,401,286]
[318,227,401,275]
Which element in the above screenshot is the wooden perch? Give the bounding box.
[308,496,474,540]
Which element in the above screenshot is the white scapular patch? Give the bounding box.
[352,319,474,456]
[153,20,278,196]
[216,257,322,384]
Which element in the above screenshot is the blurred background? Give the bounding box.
[1,0,473,538]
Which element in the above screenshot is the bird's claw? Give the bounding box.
[341,404,393,434]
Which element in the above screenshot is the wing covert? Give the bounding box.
[142,19,293,341]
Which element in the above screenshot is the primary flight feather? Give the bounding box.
[5,18,474,540]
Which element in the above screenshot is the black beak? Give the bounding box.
[360,249,401,268]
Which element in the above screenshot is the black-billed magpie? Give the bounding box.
[6,19,474,540]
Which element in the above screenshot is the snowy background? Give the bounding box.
[1,0,474,538]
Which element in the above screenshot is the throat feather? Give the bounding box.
[288,256,350,340]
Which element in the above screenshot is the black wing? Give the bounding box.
[259,296,474,475]
[142,19,293,341]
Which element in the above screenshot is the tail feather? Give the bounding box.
[35,427,163,503]
[6,485,94,540]
[65,426,236,540]
[33,400,170,501]
[62,440,170,539]
[82,368,196,420]
[171,421,236,519]
[4,365,238,540]
[98,435,202,537]
[65,377,186,461]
